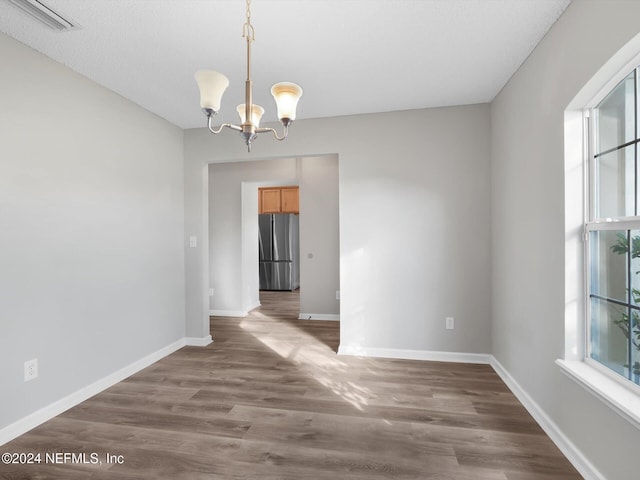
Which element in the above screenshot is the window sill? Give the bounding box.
[556,359,640,430]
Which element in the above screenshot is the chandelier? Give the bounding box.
[195,0,303,152]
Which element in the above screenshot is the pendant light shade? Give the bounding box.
[195,70,229,114]
[236,104,265,127]
[271,82,303,124]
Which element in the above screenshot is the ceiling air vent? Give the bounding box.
[6,0,79,31]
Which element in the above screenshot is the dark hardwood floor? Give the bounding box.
[1,291,582,479]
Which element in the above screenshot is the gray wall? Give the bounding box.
[0,33,185,430]
[208,155,340,319]
[299,155,340,317]
[184,103,492,356]
[491,1,640,478]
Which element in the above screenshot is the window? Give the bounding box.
[586,66,640,388]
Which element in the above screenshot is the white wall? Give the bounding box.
[241,181,262,313]
[491,1,640,479]
[208,155,340,319]
[0,33,185,431]
[184,103,492,356]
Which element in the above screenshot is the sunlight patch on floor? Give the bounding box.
[240,314,373,411]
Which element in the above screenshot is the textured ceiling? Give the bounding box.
[0,0,571,129]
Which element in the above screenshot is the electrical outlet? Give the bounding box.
[209,288,214,296]
[189,236,197,248]
[445,317,455,330]
[24,358,38,382]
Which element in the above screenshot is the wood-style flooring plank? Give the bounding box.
[0,290,582,479]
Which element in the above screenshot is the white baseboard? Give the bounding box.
[337,345,491,364]
[298,313,340,321]
[185,335,213,347]
[490,357,605,480]
[0,337,186,447]
[209,309,247,317]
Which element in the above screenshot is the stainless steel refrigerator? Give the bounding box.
[259,213,300,291]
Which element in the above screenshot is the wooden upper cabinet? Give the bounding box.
[259,186,299,214]
[281,187,299,213]
[260,188,282,213]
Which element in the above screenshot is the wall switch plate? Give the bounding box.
[24,358,38,382]
[189,236,197,248]
[209,288,214,296]
[446,317,455,330]
[336,290,340,300]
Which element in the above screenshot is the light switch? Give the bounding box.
[189,236,197,248]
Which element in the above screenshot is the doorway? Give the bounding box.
[208,155,340,322]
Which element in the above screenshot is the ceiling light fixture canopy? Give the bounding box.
[195,0,302,152]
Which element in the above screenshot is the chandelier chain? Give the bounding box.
[243,0,255,41]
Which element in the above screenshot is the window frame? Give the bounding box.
[558,39,640,431]
[583,66,640,394]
